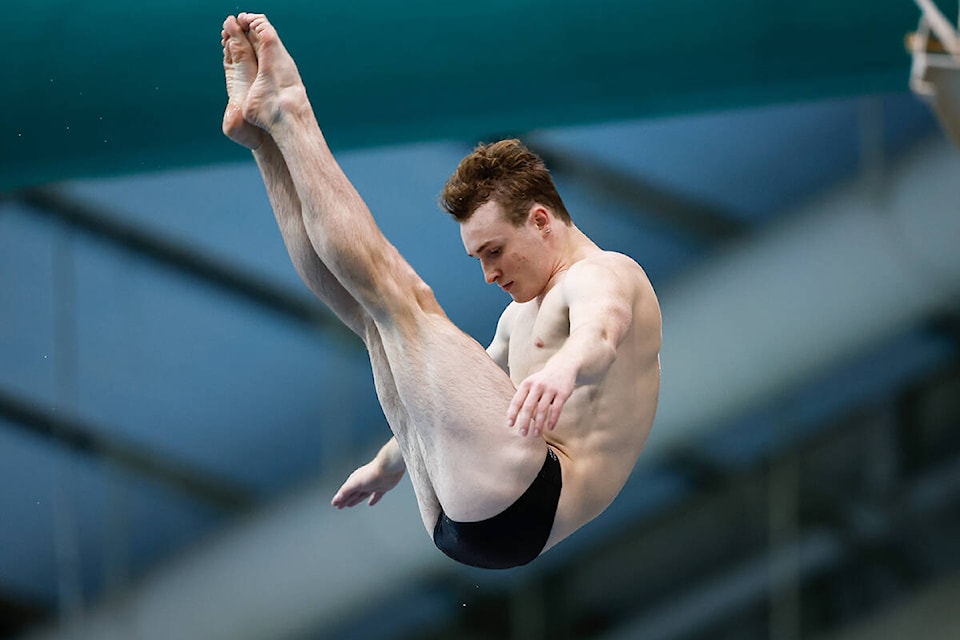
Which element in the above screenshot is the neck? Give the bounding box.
[558,223,599,264]
[537,224,598,303]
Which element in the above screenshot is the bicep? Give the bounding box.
[565,263,634,345]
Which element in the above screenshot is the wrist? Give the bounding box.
[376,442,405,475]
[546,352,579,382]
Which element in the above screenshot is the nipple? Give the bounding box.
[534,338,545,348]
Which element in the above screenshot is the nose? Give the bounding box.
[482,263,500,285]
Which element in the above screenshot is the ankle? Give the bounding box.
[243,84,311,132]
[277,84,311,119]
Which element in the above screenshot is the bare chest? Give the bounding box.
[507,294,570,383]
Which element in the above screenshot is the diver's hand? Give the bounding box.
[331,458,404,508]
[507,362,576,437]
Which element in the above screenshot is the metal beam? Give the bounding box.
[3,0,918,190]
[14,187,359,347]
[0,386,253,512]
[817,575,960,640]
[662,447,729,490]
[526,140,748,244]
[600,443,960,640]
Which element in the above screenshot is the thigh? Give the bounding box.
[377,311,548,523]
[365,329,441,532]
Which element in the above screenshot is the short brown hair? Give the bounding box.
[439,139,571,226]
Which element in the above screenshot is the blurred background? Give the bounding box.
[2,1,959,639]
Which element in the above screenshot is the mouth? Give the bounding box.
[501,281,514,292]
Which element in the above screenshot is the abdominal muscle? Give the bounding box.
[541,361,658,550]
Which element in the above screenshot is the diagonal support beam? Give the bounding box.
[0,386,253,512]
[663,447,729,490]
[14,187,359,347]
[526,141,748,244]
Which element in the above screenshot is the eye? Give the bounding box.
[488,248,501,257]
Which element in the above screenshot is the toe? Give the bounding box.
[223,15,243,37]
[246,15,276,48]
[248,14,270,34]
[238,12,262,30]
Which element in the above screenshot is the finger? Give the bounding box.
[545,400,560,432]
[531,392,555,436]
[368,492,383,506]
[337,488,363,506]
[517,388,543,436]
[507,385,529,427]
[346,492,368,508]
[545,392,568,431]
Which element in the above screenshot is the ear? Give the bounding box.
[528,204,551,233]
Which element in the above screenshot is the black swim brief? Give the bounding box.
[432,448,562,570]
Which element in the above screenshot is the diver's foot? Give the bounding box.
[236,13,310,131]
[221,15,264,150]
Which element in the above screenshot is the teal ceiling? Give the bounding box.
[3,0,925,190]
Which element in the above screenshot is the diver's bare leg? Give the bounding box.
[223,16,366,336]
[223,16,441,528]
[237,13,547,522]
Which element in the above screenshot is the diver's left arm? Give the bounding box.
[507,261,633,436]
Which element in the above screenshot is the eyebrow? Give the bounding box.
[467,240,492,258]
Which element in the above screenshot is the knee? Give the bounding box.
[410,279,443,316]
[378,262,443,316]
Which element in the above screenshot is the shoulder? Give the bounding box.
[495,300,523,335]
[564,251,648,297]
[562,252,660,331]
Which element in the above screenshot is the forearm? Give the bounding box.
[549,327,618,386]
